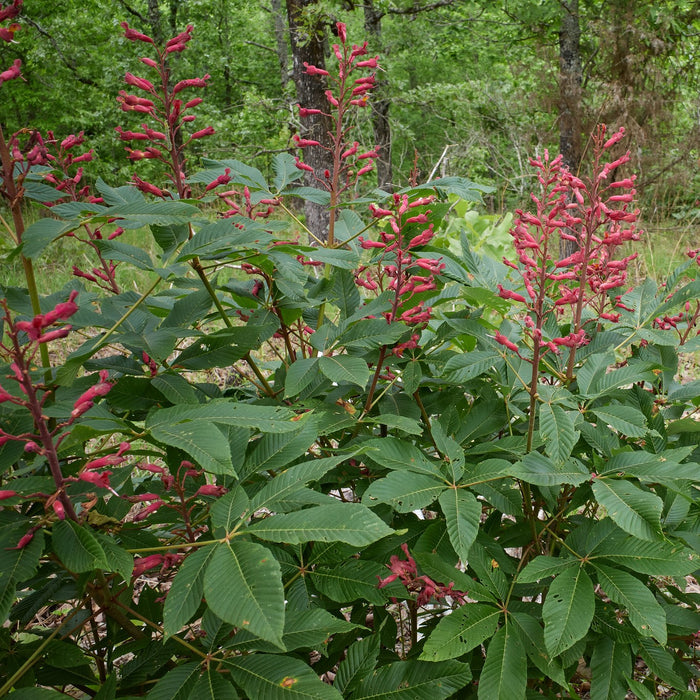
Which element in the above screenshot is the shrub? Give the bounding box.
[1,9,700,698]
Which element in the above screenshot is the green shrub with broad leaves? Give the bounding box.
[1,8,700,699]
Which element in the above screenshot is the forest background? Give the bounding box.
[2,0,700,271]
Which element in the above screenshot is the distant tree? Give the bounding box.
[286,0,335,241]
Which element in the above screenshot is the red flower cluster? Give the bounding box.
[118,22,214,199]
[378,544,466,607]
[355,193,444,355]
[499,126,640,361]
[0,1,22,86]
[294,21,380,195]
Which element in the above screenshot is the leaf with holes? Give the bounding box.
[543,566,595,656]
[420,603,500,662]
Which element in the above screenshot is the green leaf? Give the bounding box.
[285,357,321,397]
[354,660,471,699]
[443,350,501,382]
[190,670,238,700]
[310,560,389,605]
[283,186,331,205]
[331,269,361,321]
[273,152,304,191]
[540,403,578,464]
[518,555,578,583]
[363,472,445,512]
[149,420,234,475]
[543,566,595,656]
[242,416,318,478]
[591,406,648,438]
[362,437,443,477]
[420,603,500,662]
[247,503,393,546]
[625,678,655,700]
[147,400,297,433]
[336,319,406,349]
[510,452,589,486]
[318,355,369,389]
[93,532,134,582]
[21,218,75,258]
[225,654,342,699]
[151,373,200,404]
[96,177,144,205]
[591,479,663,541]
[105,200,199,228]
[210,487,250,533]
[249,455,348,512]
[0,574,16,623]
[477,624,526,700]
[95,240,154,270]
[589,637,632,700]
[151,222,190,259]
[591,534,698,576]
[363,414,423,435]
[335,635,380,695]
[438,488,480,562]
[163,546,218,638]
[52,520,109,573]
[203,541,284,647]
[594,563,667,643]
[145,661,200,700]
[511,612,567,687]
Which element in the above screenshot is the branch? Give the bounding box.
[21,17,98,87]
[385,0,457,17]
[115,0,149,23]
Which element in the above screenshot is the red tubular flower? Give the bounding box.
[303,62,329,76]
[132,500,163,522]
[190,126,215,140]
[132,554,165,577]
[173,75,210,94]
[195,484,227,497]
[78,470,112,489]
[0,489,18,499]
[495,332,519,353]
[121,22,154,43]
[0,58,21,85]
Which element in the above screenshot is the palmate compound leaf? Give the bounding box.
[353,659,472,699]
[52,520,109,573]
[591,478,664,541]
[225,654,342,699]
[246,502,393,547]
[477,623,527,700]
[593,563,667,644]
[163,545,218,639]
[542,566,595,657]
[420,603,500,662]
[203,540,285,648]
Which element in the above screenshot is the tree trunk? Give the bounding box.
[364,1,393,192]
[286,0,334,243]
[559,0,582,258]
